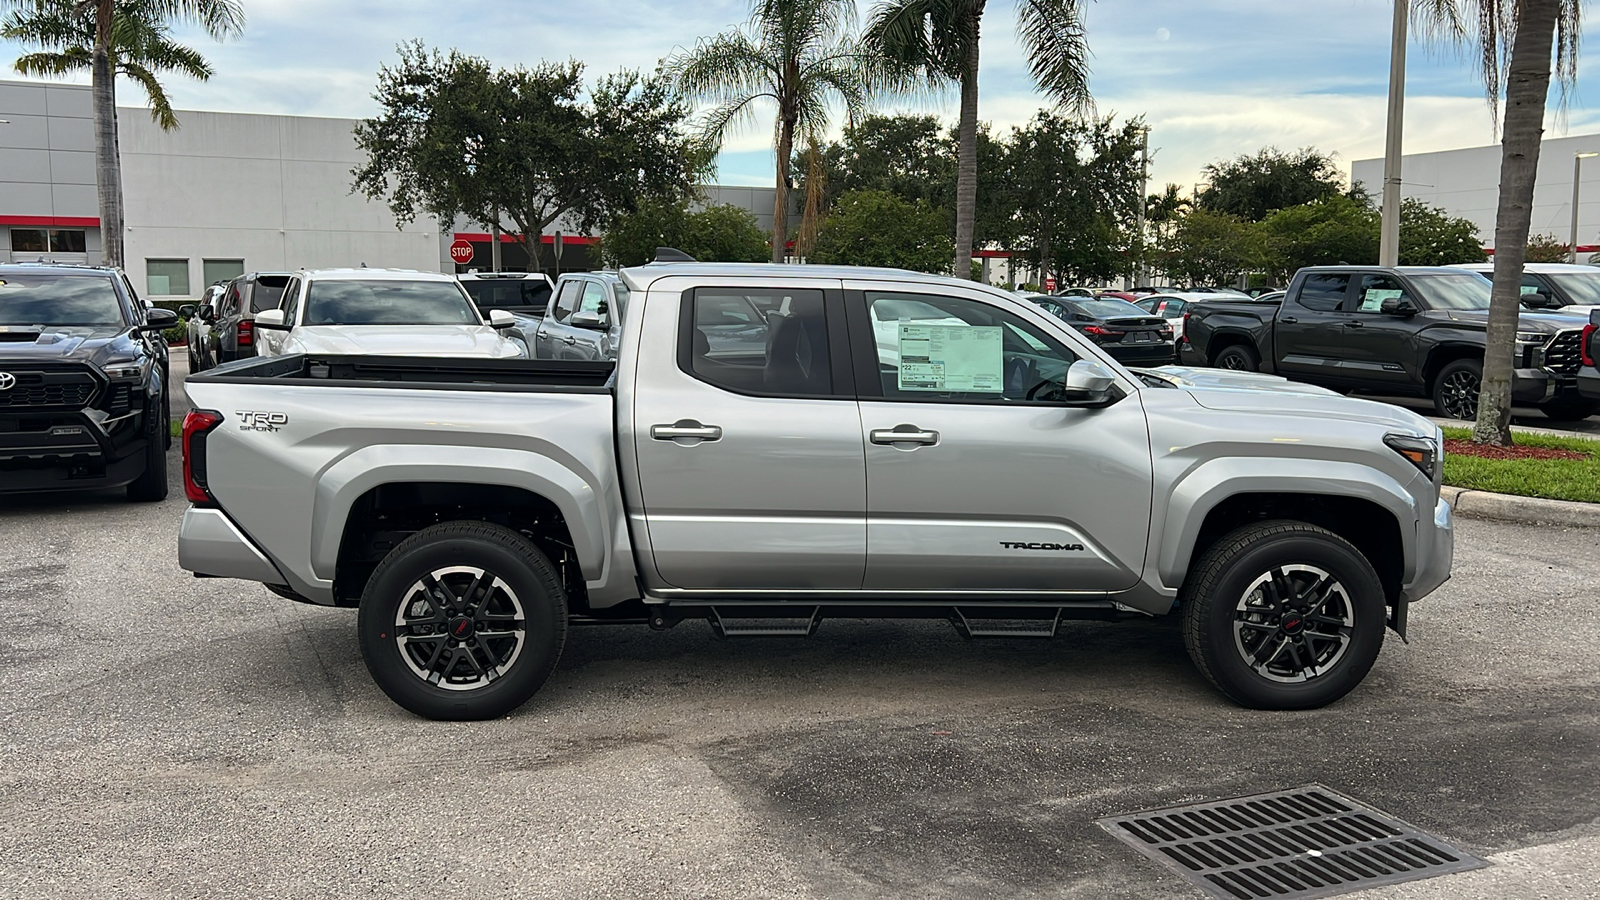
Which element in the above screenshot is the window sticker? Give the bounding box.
[897,323,1003,392]
[1519,285,1541,295]
[1359,288,1403,312]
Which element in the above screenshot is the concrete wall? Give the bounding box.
[1353,131,1600,252]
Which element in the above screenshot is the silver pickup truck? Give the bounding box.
[178,262,1453,720]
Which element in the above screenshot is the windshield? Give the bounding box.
[1547,272,1600,306]
[0,274,125,327]
[1072,299,1149,319]
[1409,273,1493,310]
[303,280,481,326]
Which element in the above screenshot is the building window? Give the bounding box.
[10,229,47,253]
[49,230,87,253]
[146,259,190,296]
[202,259,245,286]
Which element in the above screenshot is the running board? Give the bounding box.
[950,608,1061,639]
[708,606,822,638]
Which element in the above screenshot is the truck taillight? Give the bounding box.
[238,319,254,347]
[1181,313,1190,343]
[1583,324,1597,367]
[183,409,223,504]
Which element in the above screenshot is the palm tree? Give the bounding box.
[665,0,873,263]
[1410,0,1582,445]
[0,0,243,269]
[866,0,1091,279]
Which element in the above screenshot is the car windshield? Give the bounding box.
[1409,273,1493,310]
[303,280,481,326]
[1546,272,1600,305]
[0,274,125,327]
[1072,299,1148,319]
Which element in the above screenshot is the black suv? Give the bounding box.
[0,264,177,500]
[188,272,292,371]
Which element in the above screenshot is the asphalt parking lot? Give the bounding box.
[1,396,1598,899]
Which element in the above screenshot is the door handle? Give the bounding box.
[1280,317,1299,324]
[561,336,577,345]
[870,427,939,446]
[651,421,722,443]
[1344,321,1364,328]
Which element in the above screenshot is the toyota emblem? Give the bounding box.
[0,372,15,391]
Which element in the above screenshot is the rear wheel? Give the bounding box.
[357,522,567,720]
[1181,521,1385,709]
[1432,358,1481,419]
[1214,343,1260,372]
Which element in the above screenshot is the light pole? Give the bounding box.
[1379,0,1408,267]
[1571,152,1598,263]
[1134,126,1149,289]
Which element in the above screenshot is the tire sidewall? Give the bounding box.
[1197,532,1385,710]
[358,526,565,721]
[1432,359,1481,419]
[1216,345,1259,371]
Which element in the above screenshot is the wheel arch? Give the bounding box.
[1422,343,1483,391]
[1203,328,1258,365]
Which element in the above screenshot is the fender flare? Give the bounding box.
[307,444,608,583]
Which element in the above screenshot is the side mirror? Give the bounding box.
[141,308,179,331]
[1041,359,1122,407]
[254,308,289,330]
[178,304,197,320]
[1521,290,1562,310]
[570,309,607,330]
[1380,296,1420,316]
[488,309,516,330]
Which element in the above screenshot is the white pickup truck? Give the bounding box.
[178,261,1453,720]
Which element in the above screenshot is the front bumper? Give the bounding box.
[1577,366,1600,401]
[178,507,289,585]
[1402,497,1454,603]
[0,407,151,493]
[1510,367,1562,405]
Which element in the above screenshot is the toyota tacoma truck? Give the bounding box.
[1182,265,1596,421]
[178,261,1454,720]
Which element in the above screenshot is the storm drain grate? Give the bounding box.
[1096,784,1488,899]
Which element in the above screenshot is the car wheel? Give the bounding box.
[1181,521,1385,710]
[357,522,567,721]
[125,395,169,502]
[1536,400,1600,422]
[1214,344,1260,371]
[1432,358,1482,420]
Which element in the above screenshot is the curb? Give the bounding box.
[1442,485,1600,528]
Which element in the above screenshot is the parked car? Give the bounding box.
[187,272,293,372]
[458,271,556,320]
[1132,292,1214,344]
[252,269,526,359]
[1182,265,1596,421]
[1028,295,1175,366]
[532,272,629,361]
[180,260,1453,719]
[184,281,228,370]
[1448,262,1600,313]
[0,263,175,500]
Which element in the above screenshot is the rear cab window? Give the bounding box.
[679,287,843,397]
[1294,273,1353,311]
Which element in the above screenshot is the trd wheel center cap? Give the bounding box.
[1281,614,1306,635]
[447,616,475,640]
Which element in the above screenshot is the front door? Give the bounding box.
[631,281,866,590]
[1338,273,1422,388]
[846,284,1152,593]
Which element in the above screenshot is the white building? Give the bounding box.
[1,78,779,298]
[1352,131,1600,254]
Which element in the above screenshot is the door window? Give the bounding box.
[1297,274,1351,311]
[579,281,607,315]
[550,280,582,322]
[1353,274,1406,312]
[862,292,1078,403]
[681,288,833,396]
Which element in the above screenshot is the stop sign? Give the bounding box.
[1044,276,1057,292]
[449,239,474,265]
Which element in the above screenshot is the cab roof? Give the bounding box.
[620,262,984,294]
[300,267,456,282]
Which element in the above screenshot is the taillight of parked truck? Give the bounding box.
[1583,323,1596,367]
[1181,313,1190,343]
[237,319,254,347]
[183,409,223,504]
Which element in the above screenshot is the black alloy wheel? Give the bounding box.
[1181,521,1385,709]
[1432,358,1482,420]
[358,521,567,720]
[1214,344,1260,372]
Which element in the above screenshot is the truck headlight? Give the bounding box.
[1515,331,1547,345]
[1384,432,1439,481]
[104,360,148,381]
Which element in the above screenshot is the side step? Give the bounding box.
[708,606,821,638]
[950,607,1061,639]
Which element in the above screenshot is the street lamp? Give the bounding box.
[1571,152,1598,264]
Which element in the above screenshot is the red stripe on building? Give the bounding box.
[1485,245,1599,254]
[0,216,100,227]
[453,232,598,245]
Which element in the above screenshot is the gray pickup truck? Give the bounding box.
[178,262,1454,720]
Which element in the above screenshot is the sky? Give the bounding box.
[5,0,1600,197]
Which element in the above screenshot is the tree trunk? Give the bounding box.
[1038,231,1051,292]
[92,0,124,269]
[1472,0,1558,446]
[952,13,981,279]
[772,115,794,264]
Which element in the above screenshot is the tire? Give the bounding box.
[1537,400,1600,422]
[161,381,172,450]
[1180,521,1385,710]
[357,522,568,721]
[125,395,169,502]
[1432,358,1481,420]
[1214,343,1260,372]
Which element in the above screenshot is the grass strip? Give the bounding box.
[1440,426,1600,503]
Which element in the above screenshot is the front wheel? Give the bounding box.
[1432,358,1482,420]
[1213,343,1260,372]
[357,522,568,720]
[1181,521,1385,709]
[125,395,169,502]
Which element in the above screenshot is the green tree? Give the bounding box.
[600,200,770,268]
[664,0,874,264]
[353,44,702,272]
[1257,195,1380,283]
[810,190,953,272]
[0,0,243,268]
[1168,208,1265,286]
[865,0,1091,278]
[1198,147,1345,222]
[1525,232,1570,263]
[1398,199,1484,266]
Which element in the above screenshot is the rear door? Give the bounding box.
[630,279,866,590]
[535,280,581,359]
[1274,272,1353,382]
[846,282,1152,593]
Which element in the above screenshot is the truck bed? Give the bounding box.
[192,353,614,391]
